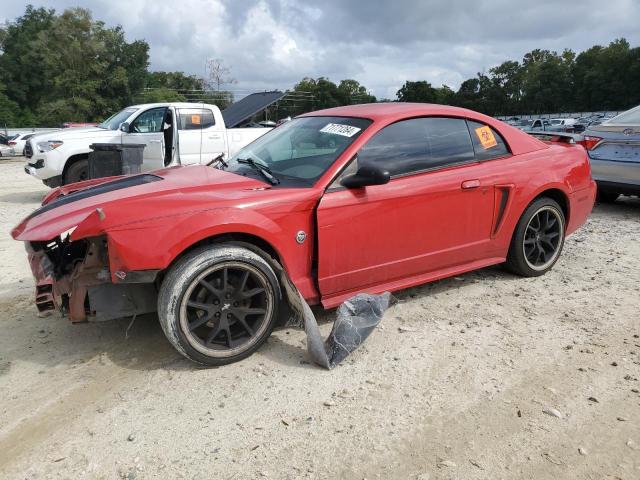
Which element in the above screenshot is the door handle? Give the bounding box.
[149,140,162,143]
[461,179,481,189]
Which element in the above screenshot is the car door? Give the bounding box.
[197,108,226,163]
[176,108,225,164]
[316,117,496,298]
[122,106,167,171]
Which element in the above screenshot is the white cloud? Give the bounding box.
[2,0,639,98]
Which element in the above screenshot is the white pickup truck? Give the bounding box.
[24,102,272,186]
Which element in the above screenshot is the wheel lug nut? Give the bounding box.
[227,313,231,319]
[214,300,219,305]
[233,302,238,307]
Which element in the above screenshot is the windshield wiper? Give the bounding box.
[237,158,280,185]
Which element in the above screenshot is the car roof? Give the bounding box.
[300,102,492,122]
[302,102,547,156]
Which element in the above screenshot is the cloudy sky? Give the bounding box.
[2,0,640,98]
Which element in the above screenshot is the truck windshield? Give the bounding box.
[99,108,139,130]
[226,116,372,187]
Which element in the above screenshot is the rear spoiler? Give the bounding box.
[527,131,584,145]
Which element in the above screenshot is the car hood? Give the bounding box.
[33,127,116,142]
[12,165,280,242]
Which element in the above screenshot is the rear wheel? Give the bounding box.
[158,244,282,366]
[64,159,89,185]
[506,197,565,277]
[597,189,619,203]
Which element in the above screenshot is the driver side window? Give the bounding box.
[130,108,167,133]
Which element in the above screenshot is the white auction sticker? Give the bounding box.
[320,123,361,137]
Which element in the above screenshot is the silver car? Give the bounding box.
[583,105,640,202]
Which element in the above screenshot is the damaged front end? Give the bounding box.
[27,235,157,323]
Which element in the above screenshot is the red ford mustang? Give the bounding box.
[12,103,596,365]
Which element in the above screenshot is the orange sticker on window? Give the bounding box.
[475,126,497,149]
[191,115,201,125]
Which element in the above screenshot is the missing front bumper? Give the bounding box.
[26,238,157,323]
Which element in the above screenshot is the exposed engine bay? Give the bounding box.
[27,235,156,323]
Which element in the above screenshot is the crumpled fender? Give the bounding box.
[84,206,295,285]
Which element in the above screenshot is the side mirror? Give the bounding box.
[341,164,390,189]
[119,122,130,133]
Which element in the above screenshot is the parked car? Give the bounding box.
[550,118,577,130]
[0,134,9,146]
[513,119,533,130]
[583,104,640,201]
[24,102,273,187]
[0,144,14,157]
[525,118,576,133]
[12,103,596,365]
[8,133,36,156]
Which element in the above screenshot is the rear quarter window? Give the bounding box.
[466,120,511,161]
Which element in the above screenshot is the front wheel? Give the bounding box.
[64,159,89,185]
[505,197,565,277]
[158,244,282,366]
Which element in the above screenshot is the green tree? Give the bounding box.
[0,6,55,122]
[138,87,187,103]
[337,79,376,104]
[0,83,20,127]
[519,49,574,113]
[396,81,439,102]
[32,8,150,125]
[146,71,205,91]
[0,6,149,126]
[572,39,638,111]
[487,60,523,115]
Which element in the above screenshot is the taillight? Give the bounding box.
[582,135,602,151]
[8,141,16,145]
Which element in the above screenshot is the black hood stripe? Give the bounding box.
[28,174,162,220]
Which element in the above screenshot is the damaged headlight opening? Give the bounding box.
[37,140,64,152]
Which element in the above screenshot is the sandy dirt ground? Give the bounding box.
[0,157,638,480]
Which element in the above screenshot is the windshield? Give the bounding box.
[225,116,372,187]
[607,105,640,125]
[99,107,138,130]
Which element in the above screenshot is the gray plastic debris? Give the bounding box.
[278,268,390,369]
[300,291,390,369]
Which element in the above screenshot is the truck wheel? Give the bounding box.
[64,159,89,185]
[158,244,282,366]
[505,197,565,277]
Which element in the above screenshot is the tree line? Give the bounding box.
[1,5,638,127]
[395,40,640,115]
[295,39,640,116]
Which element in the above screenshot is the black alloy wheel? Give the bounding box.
[505,197,565,277]
[180,262,273,357]
[522,206,564,271]
[158,244,282,366]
